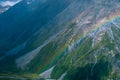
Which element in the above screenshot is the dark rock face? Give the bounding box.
[0,0,73,55]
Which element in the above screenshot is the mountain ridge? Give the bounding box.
[0,0,120,80]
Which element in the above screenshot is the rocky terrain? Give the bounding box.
[0,0,120,80]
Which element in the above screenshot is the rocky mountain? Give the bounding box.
[0,0,120,80]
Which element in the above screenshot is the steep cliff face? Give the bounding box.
[0,0,120,80]
[0,0,73,56]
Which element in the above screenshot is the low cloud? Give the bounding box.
[0,0,21,7]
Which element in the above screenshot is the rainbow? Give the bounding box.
[40,12,120,72]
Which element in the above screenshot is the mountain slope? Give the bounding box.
[0,0,120,80]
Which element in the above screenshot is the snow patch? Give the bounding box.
[58,72,67,80]
[39,66,55,79]
[0,0,21,7]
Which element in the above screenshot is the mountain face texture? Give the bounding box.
[0,0,120,80]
